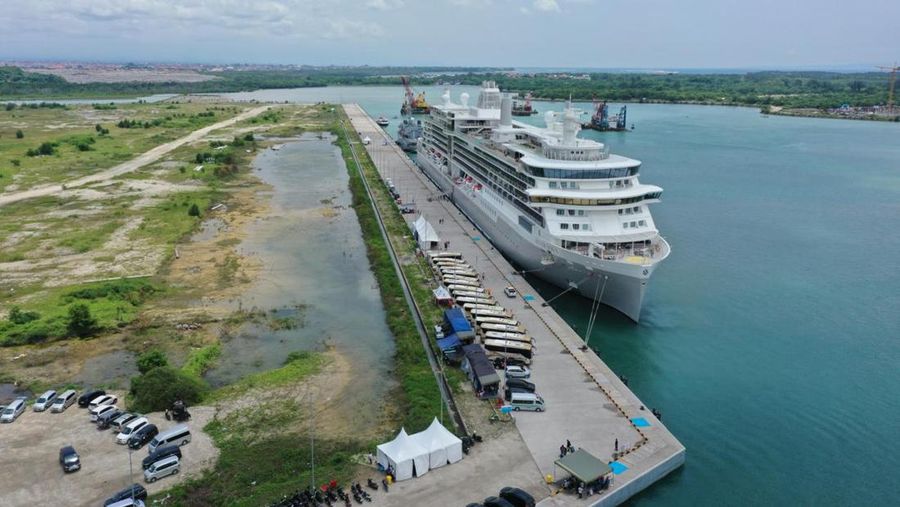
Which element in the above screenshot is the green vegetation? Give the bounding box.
[181,343,222,378]
[209,350,323,402]
[0,278,160,346]
[136,349,169,374]
[331,111,442,433]
[129,365,208,413]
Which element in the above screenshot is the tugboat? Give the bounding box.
[511,92,538,116]
[396,117,423,152]
[376,116,390,127]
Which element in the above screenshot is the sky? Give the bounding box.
[0,0,897,69]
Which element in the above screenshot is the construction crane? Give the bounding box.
[876,64,899,114]
[400,76,430,116]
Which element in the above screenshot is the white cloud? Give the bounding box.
[533,0,560,12]
[365,0,405,9]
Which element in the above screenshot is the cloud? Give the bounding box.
[533,0,560,12]
[366,0,404,9]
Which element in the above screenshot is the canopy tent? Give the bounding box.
[409,418,464,469]
[554,449,612,484]
[412,216,441,250]
[432,286,453,305]
[376,428,430,481]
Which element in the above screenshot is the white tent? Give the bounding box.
[412,216,441,250]
[410,418,464,469]
[375,428,430,481]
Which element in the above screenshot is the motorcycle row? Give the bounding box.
[270,480,384,507]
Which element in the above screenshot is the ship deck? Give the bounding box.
[345,104,685,506]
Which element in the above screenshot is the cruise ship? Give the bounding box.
[416,82,670,321]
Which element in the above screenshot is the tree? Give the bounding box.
[188,203,200,217]
[66,303,98,337]
[95,124,103,132]
[38,142,54,155]
[129,366,208,412]
[8,306,40,325]
[136,349,169,374]
[15,129,23,139]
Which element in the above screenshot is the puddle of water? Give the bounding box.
[191,217,228,242]
[204,134,396,422]
[73,350,138,390]
[0,384,32,405]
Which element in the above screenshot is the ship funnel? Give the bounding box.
[460,92,470,107]
[442,88,451,106]
[500,95,512,126]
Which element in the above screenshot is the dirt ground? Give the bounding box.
[0,392,218,507]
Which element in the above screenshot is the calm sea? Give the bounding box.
[219,86,900,506]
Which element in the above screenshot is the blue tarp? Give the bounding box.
[443,307,475,340]
[436,334,462,351]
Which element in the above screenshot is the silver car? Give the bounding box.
[33,390,58,412]
[143,455,180,483]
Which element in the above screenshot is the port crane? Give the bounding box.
[400,76,430,115]
[876,64,898,114]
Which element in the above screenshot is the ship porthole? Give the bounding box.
[643,269,649,276]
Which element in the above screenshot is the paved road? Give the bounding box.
[345,104,685,506]
[0,105,271,208]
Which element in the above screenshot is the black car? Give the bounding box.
[78,389,106,408]
[142,444,182,470]
[59,445,81,473]
[505,378,535,392]
[128,423,159,450]
[104,483,148,506]
[96,408,124,430]
[499,487,536,507]
[483,497,515,507]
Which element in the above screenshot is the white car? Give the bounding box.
[116,417,149,445]
[505,365,531,379]
[89,394,118,409]
[503,286,517,298]
[33,390,58,412]
[90,404,118,422]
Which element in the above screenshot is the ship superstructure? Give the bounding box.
[416,82,669,321]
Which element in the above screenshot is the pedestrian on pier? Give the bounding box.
[559,444,567,458]
[615,438,619,452]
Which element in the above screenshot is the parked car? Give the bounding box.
[499,487,536,507]
[89,394,118,409]
[33,390,58,412]
[104,483,148,506]
[143,455,180,483]
[116,417,149,445]
[59,445,81,473]
[503,286,517,298]
[128,424,159,450]
[400,205,415,214]
[483,496,515,507]
[434,324,445,339]
[148,424,191,453]
[505,378,535,392]
[90,404,119,422]
[111,412,140,432]
[142,444,182,470]
[504,365,531,379]
[1,397,27,423]
[508,392,545,412]
[50,390,78,413]
[78,389,106,408]
[106,499,145,507]
[96,408,125,429]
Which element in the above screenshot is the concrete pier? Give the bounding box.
[344,104,685,506]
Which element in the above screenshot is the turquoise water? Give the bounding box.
[220,87,900,505]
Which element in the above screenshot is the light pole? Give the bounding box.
[128,446,135,501]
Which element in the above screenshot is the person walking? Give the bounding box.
[559,444,567,458]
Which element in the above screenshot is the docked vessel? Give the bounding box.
[396,117,423,152]
[416,82,669,321]
[511,92,538,116]
[376,116,390,127]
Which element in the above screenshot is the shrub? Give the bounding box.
[15,129,23,139]
[137,349,169,374]
[188,203,201,217]
[8,306,40,325]
[66,303,98,338]
[38,142,55,156]
[130,366,208,412]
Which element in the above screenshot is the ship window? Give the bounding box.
[583,224,591,230]
[639,220,646,226]
[568,210,575,216]
[577,210,585,216]
[560,223,569,230]
[630,221,637,227]
[518,216,534,233]
[549,181,557,189]
[618,209,623,215]
[560,182,568,189]
[634,206,640,213]
[625,208,632,214]
[556,209,565,216]
[573,224,580,230]
[622,223,628,229]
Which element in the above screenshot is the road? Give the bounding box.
[0,105,271,208]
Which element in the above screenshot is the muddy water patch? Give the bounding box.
[205,134,395,428]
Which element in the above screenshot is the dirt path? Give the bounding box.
[0,105,272,208]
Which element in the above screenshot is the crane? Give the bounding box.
[400,76,430,116]
[876,64,899,114]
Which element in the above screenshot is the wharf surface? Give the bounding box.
[344,104,685,506]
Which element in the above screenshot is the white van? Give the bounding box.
[143,455,180,483]
[509,392,545,412]
[116,417,149,445]
[50,390,77,413]
[107,499,145,507]
[90,404,118,422]
[33,390,58,412]
[89,394,117,409]
[148,424,191,454]
[1,398,26,423]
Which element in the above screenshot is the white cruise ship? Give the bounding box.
[416,82,670,321]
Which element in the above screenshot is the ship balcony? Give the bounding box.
[550,235,670,267]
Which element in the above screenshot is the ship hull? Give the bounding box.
[417,154,654,322]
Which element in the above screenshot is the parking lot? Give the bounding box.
[0,393,218,506]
